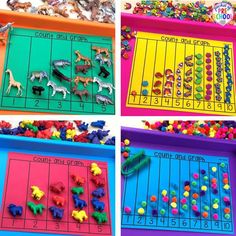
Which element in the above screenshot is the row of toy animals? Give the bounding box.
[8,163,108,224]
[4,55,114,104]
[6,0,115,24]
[0,120,116,145]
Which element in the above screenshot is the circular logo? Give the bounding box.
[213,2,234,26]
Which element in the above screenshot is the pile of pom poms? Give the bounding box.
[143,121,236,140]
[124,0,236,25]
[0,120,115,145]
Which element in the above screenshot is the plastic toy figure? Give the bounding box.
[8,204,23,217]
[93,77,115,95]
[71,187,84,195]
[91,176,105,187]
[75,50,91,65]
[27,202,45,215]
[49,206,64,219]
[5,69,24,96]
[92,211,108,224]
[90,162,102,176]
[92,187,105,198]
[71,174,85,186]
[52,195,65,207]
[50,181,65,194]
[91,198,105,211]
[47,80,70,99]
[30,71,49,83]
[72,210,88,223]
[31,186,45,200]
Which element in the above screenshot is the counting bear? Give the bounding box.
[72,210,88,223]
[91,198,105,212]
[31,186,45,200]
[90,163,102,176]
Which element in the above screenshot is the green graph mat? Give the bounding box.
[0,27,115,114]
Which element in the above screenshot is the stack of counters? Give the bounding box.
[121,26,136,59]
[214,51,223,102]
[205,52,213,101]
[181,198,188,210]
[223,44,233,104]
[121,139,130,158]
[184,55,193,98]
[211,177,218,194]
[176,62,183,97]
[195,54,204,100]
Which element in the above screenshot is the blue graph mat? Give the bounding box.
[121,147,234,234]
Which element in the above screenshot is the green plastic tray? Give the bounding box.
[0,27,115,114]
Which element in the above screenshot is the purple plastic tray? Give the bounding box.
[121,127,236,236]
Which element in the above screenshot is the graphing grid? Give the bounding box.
[127,32,236,115]
[0,28,115,114]
[0,153,112,236]
[122,149,234,234]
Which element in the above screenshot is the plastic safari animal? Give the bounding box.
[47,80,70,99]
[72,194,87,209]
[30,71,48,83]
[31,186,45,200]
[5,69,24,96]
[92,46,111,57]
[75,50,91,65]
[27,202,45,215]
[0,22,14,35]
[74,76,93,87]
[72,210,88,223]
[93,77,115,95]
[0,36,6,45]
[92,211,108,224]
[90,163,102,176]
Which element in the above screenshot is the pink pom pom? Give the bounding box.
[180,198,187,204]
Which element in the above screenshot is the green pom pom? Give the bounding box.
[160,209,165,215]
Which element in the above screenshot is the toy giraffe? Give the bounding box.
[5,69,24,96]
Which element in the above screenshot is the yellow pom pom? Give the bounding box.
[223,184,230,190]
[183,191,189,197]
[212,167,217,172]
[124,139,130,146]
[201,185,207,191]
[161,189,167,196]
[137,207,145,215]
[212,203,219,209]
[182,130,187,134]
[170,202,177,208]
